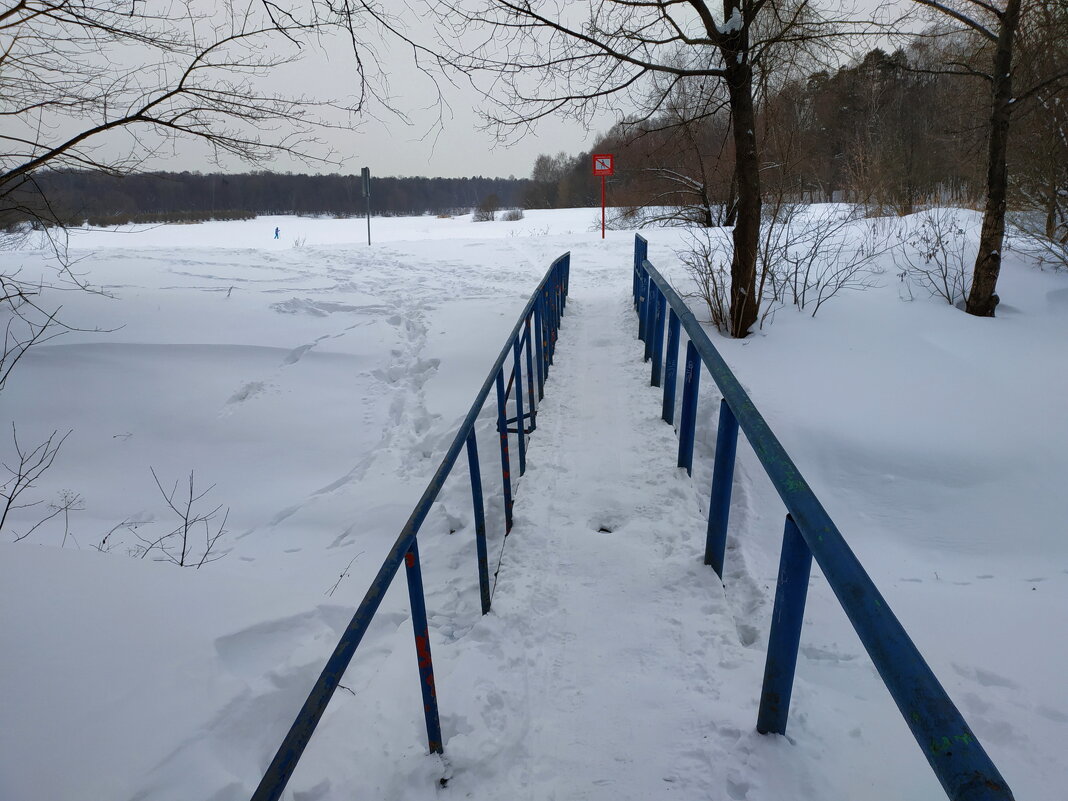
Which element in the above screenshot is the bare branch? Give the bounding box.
[909,0,998,42]
[2,425,71,539]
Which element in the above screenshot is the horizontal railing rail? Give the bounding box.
[632,235,1012,801]
[250,253,571,801]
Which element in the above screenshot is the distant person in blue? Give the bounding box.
[274,227,280,239]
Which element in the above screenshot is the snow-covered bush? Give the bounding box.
[679,229,732,331]
[1008,210,1068,272]
[680,205,889,332]
[894,208,975,305]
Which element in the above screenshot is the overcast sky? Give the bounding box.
[257,52,614,180]
[143,8,618,182]
[138,0,902,181]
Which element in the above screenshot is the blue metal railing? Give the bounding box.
[632,236,1013,801]
[250,253,571,801]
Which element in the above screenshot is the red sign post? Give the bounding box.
[592,153,615,239]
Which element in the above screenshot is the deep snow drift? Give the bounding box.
[1,209,1065,800]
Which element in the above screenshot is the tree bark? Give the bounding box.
[725,59,761,337]
[724,167,740,226]
[966,0,1022,317]
[1045,189,1057,240]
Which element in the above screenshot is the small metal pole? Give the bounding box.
[633,236,648,312]
[465,432,491,615]
[524,319,536,431]
[643,276,656,361]
[513,337,526,476]
[563,255,570,299]
[705,399,740,577]
[549,281,559,361]
[533,298,545,400]
[638,276,648,342]
[601,175,606,239]
[361,166,371,246]
[495,369,513,532]
[662,310,681,424]
[403,539,443,753]
[677,341,700,475]
[757,515,813,736]
[651,290,667,387]
[551,274,559,328]
[544,287,555,367]
[632,248,639,309]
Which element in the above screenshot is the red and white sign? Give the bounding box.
[592,153,615,176]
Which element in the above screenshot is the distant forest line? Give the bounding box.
[1,170,601,228]
[5,37,1063,238]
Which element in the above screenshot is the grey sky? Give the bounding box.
[141,9,617,181]
[233,0,902,180]
[105,0,905,181]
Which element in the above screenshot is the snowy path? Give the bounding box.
[432,278,801,800]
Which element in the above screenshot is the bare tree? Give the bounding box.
[599,76,737,229]
[904,0,1068,315]
[894,207,975,304]
[135,468,230,568]
[0,0,428,385]
[1,424,71,540]
[0,1,412,201]
[0,2,426,529]
[428,0,867,337]
[1008,1,1068,263]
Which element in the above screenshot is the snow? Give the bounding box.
[718,9,743,35]
[2,208,1065,800]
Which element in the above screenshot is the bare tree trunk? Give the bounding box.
[725,168,740,226]
[1045,190,1057,240]
[726,60,761,337]
[966,0,1022,317]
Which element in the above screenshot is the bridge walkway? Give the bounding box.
[438,280,777,799]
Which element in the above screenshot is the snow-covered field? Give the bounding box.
[1,208,1065,800]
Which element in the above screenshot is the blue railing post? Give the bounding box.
[546,285,557,365]
[637,279,648,343]
[651,289,667,387]
[704,399,740,578]
[524,320,536,431]
[523,319,537,423]
[554,267,562,324]
[465,431,491,615]
[561,255,570,310]
[495,368,513,532]
[543,291,552,373]
[634,235,648,312]
[757,515,813,737]
[662,310,681,424]
[643,275,656,361]
[533,298,546,400]
[677,341,700,475]
[552,280,560,361]
[513,337,527,476]
[559,267,566,315]
[403,538,444,753]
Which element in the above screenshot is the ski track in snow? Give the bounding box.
[227,247,452,545]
